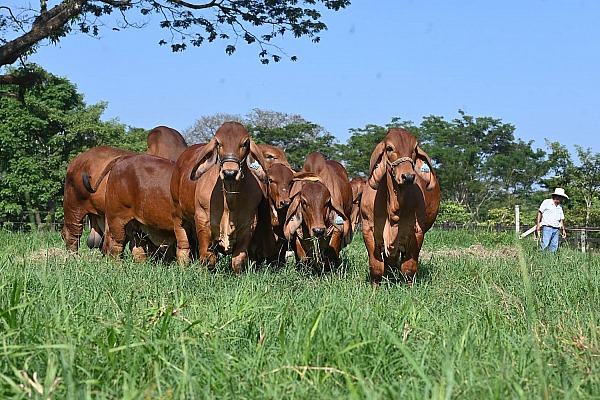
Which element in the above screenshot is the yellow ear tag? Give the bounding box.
[304,176,320,182]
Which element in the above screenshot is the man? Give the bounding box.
[536,188,568,252]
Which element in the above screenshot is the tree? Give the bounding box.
[183,112,243,144]
[183,109,339,170]
[571,146,600,226]
[419,110,547,221]
[250,122,339,170]
[0,65,145,228]
[0,0,351,86]
[339,118,417,177]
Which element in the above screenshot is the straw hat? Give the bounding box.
[552,188,569,199]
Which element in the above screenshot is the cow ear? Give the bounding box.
[329,203,352,243]
[247,140,268,184]
[367,141,386,190]
[289,179,304,199]
[190,138,218,180]
[284,195,303,240]
[415,146,437,191]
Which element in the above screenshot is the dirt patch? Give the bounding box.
[421,244,519,260]
[28,247,73,262]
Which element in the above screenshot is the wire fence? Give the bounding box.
[2,220,599,252]
[437,222,600,252]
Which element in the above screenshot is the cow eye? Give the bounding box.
[266,154,274,159]
[215,140,221,148]
[386,146,393,153]
[268,178,274,183]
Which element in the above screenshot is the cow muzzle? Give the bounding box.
[312,227,326,237]
[388,157,416,185]
[219,153,244,181]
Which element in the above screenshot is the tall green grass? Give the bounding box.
[0,230,598,399]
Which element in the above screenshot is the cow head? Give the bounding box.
[267,163,294,210]
[367,128,437,191]
[259,144,291,169]
[284,174,349,241]
[189,121,267,184]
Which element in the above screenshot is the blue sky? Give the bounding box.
[30,0,600,155]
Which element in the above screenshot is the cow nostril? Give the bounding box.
[222,169,237,180]
[280,200,291,208]
[401,173,415,184]
[312,227,325,237]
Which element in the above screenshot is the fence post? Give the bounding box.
[515,205,520,235]
[581,229,586,253]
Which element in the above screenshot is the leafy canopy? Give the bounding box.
[0,0,351,86]
[0,65,146,224]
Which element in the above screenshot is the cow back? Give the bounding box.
[146,126,188,162]
[106,154,176,232]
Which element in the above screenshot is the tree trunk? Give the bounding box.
[23,189,36,229]
[0,1,87,68]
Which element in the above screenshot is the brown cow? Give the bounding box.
[258,143,290,168]
[147,125,189,161]
[361,128,440,284]
[102,154,177,261]
[349,176,366,232]
[284,153,353,271]
[170,122,269,273]
[62,126,188,252]
[301,153,354,246]
[62,146,134,252]
[261,162,295,266]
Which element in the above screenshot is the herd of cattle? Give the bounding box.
[61,122,440,283]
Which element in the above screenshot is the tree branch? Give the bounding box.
[0,73,41,86]
[167,0,218,10]
[0,0,87,68]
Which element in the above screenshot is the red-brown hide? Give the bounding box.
[350,176,366,232]
[146,126,188,161]
[103,154,177,261]
[62,146,135,252]
[258,143,290,168]
[62,126,188,253]
[261,162,295,265]
[170,122,270,273]
[360,128,441,284]
[284,153,353,270]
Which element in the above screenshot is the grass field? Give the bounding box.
[0,229,599,399]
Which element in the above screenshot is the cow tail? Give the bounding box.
[82,156,127,193]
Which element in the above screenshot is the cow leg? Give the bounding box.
[174,216,191,264]
[130,231,148,263]
[362,224,385,285]
[295,238,308,263]
[231,249,247,274]
[400,232,423,282]
[106,219,128,260]
[231,231,255,273]
[62,208,85,253]
[195,218,216,269]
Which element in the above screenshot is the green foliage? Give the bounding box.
[1,1,351,69]
[0,65,146,226]
[250,122,340,170]
[419,110,549,220]
[0,231,598,398]
[436,200,473,225]
[338,118,417,177]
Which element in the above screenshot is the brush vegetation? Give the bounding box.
[0,229,598,399]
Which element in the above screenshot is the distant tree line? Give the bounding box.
[2,66,600,229]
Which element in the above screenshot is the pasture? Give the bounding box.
[0,229,598,399]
